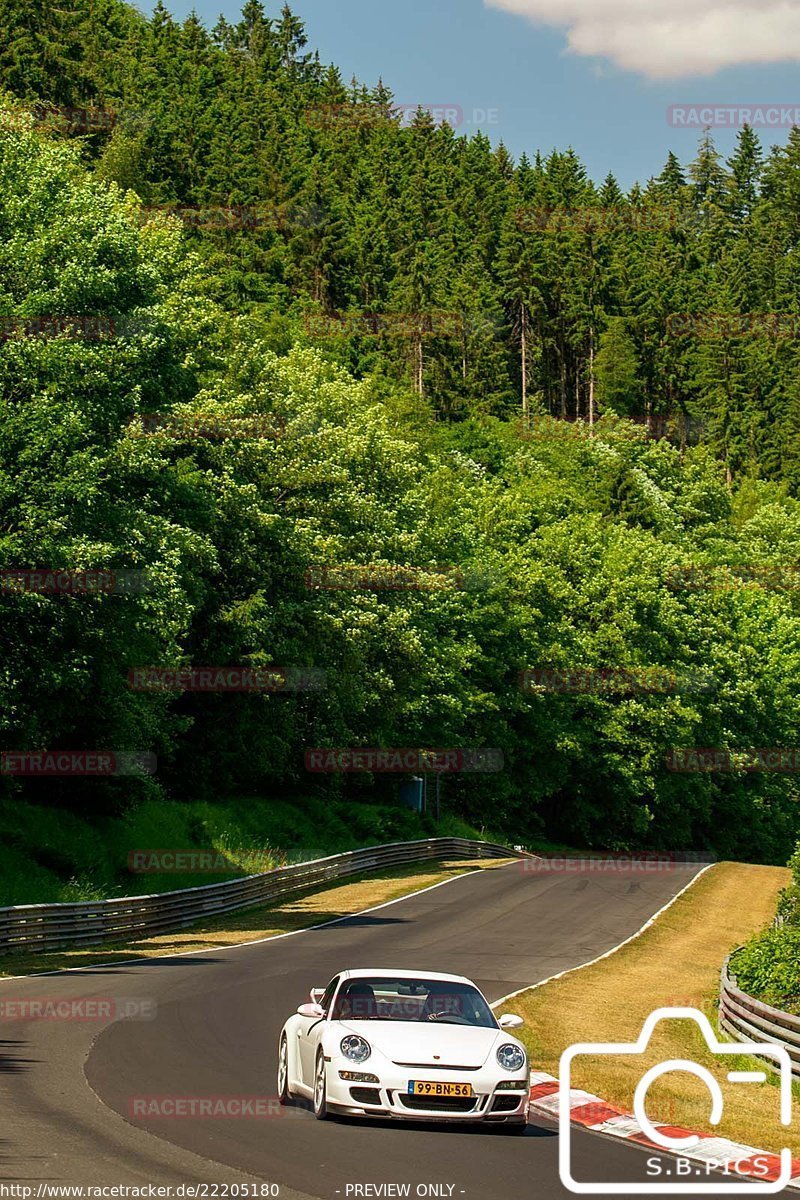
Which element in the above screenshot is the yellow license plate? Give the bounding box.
[409,1081,473,1098]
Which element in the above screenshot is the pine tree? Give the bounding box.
[594,318,642,415]
[276,4,310,73]
[726,126,763,222]
[497,173,544,423]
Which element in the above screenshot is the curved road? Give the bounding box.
[1,860,707,1198]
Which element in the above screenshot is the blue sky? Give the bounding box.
[143,0,800,188]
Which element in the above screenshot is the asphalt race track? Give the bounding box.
[1,860,710,1198]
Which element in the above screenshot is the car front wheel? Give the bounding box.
[313,1051,329,1120]
[277,1035,290,1105]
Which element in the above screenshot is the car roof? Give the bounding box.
[339,968,473,985]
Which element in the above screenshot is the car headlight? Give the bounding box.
[497,1043,526,1072]
[340,1034,371,1063]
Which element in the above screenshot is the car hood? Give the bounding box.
[336,1021,506,1069]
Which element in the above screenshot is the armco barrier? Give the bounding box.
[0,838,523,955]
[720,956,800,1077]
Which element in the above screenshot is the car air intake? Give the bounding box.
[350,1087,382,1106]
[393,1063,479,1071]
[399,1094,478,1113]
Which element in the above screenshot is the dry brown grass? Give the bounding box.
[499,862,799,1154]
[0,857,510,979]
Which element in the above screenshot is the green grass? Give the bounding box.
[0,793,505,906]
[500,863,798,1155]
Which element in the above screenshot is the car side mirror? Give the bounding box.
[499,1013,524,1030]
[297,1002,325,1018]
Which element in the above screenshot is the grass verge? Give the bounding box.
[0,856,511,979]
[0,792,505,905]
[498,862,799,1154]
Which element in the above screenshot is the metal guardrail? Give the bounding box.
[0,837,524,955]
[720,955,800,1077]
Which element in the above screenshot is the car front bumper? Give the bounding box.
[325,1059,530,1124]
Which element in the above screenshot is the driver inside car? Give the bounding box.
[334,981,379,1020]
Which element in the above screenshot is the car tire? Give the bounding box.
[313,1050,329,1120]
[277,1035,291,1105]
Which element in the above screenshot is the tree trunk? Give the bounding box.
[588,327,596,432]
[521,303,529,426]
[414,330,424,396]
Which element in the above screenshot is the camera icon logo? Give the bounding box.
[559,1007,792,1195]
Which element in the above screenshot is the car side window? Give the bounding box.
[320,975,340,1014]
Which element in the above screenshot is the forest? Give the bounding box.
[2,0,800,894]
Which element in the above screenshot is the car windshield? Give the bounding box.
[331,976,497,1027]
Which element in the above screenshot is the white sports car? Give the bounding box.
[277,968,529,1132]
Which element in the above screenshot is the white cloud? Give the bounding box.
[484,0,800,78]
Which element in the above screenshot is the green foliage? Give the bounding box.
[4,0,800,466]
[2,2,800,908]
[733,845,800,1011]
[0,792,488,905]
[731,928,800,1014]
[595,317,642,415]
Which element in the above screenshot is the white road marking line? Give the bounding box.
[0,864,503,982]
